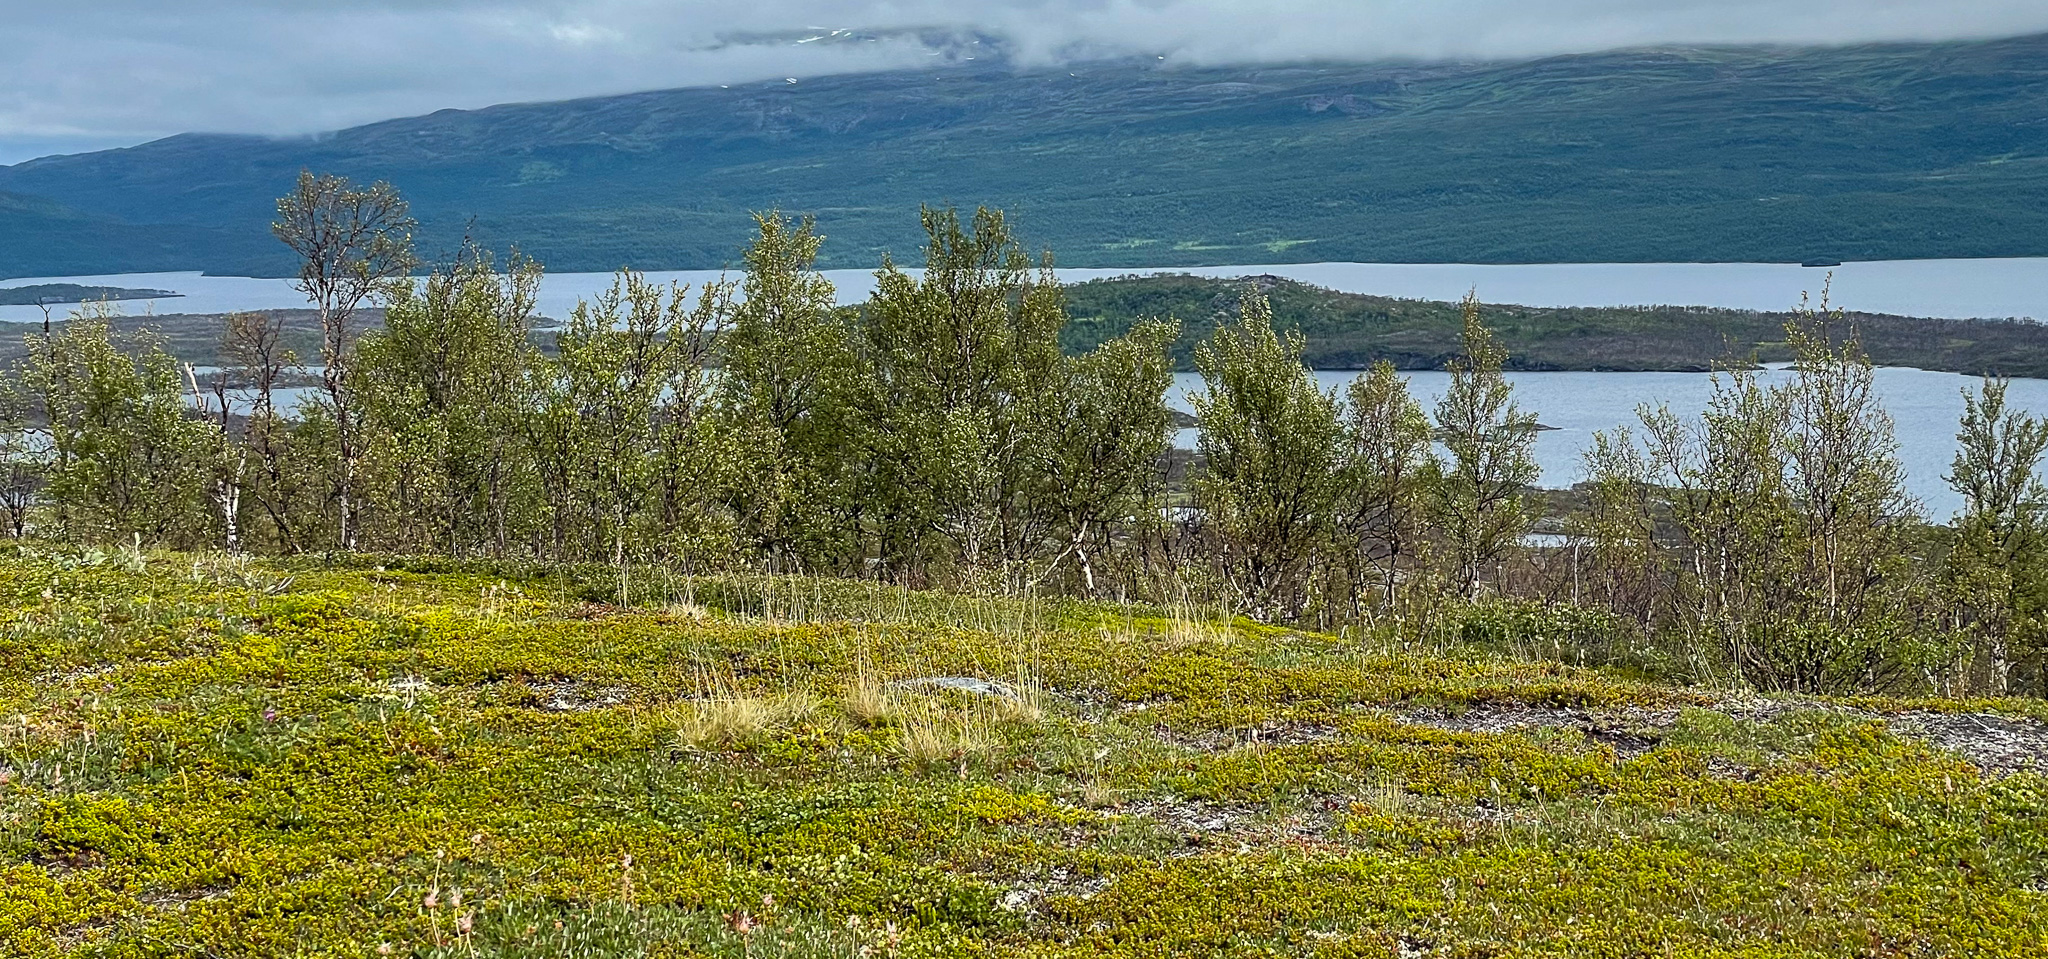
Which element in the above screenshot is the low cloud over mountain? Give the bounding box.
[6,0,2048,163]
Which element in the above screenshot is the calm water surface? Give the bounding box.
[5,257,2046,323]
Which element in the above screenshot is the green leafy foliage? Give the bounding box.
[10,189,2048,699]
[356,249,544,557]
[1433,295,1541,598]
[1190,288,1344,620]
[718,213,857,569]
[15,308,208,546]
[846,207,1072,581]
[527,268,737,580]
[1580,291,1946,694]
[1947,379,2048,696]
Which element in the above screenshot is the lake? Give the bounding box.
[9,260,2048,519]
[1168,367,2048,520]
[4,257,2047,324]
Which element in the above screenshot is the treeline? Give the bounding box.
[5,174,2048,700]
[0,284,180,307]
[1061,273,2048,377]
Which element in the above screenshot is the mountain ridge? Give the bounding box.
[3,33,2047,278]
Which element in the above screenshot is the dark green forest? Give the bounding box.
[1062,274,2048,375]
[4,33,2048,277]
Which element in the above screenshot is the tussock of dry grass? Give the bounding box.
[672,678,820,749]
[892,702,1003,764]
[842,668,898,727]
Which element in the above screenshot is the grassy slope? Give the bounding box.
[1062,275,2048,375]
[4,35,2048,277]
[1,548,2044,956]
[0,310,342,372]
[0,192,261,281]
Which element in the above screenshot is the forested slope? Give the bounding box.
[4,33,2048,277]
[1062,274,2048,375]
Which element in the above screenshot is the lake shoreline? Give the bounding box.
[5,256,2048,321]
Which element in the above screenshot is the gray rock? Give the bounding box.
[890,676,1026,701]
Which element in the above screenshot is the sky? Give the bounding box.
[4,0,2047,165]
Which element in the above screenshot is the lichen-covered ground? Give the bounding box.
[2,547,2046,958]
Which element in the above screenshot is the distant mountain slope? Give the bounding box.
[0,191,257,278]
[4,33,2048,278]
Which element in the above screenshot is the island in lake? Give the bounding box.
[0,283,181,307]
[1063,274,2048,378]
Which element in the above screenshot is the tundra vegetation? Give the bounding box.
[1,177,2045,956]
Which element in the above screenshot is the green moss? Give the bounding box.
[0,548,2042,956]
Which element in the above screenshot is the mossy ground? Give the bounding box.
[1,546,2044,958]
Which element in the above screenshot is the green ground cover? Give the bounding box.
[1,546,2045,957]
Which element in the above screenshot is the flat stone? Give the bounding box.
[891,676,1026,701]
[530,679,627,712]
[1893,711,2048,777]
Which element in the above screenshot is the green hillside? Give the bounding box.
[1062,274,2048,375]
[3,33,2048,278]
[0,192,257,280]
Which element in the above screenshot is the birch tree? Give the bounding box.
[1191,287,1342,620]
[273,171,417,551]
[1946,377,2048,695]
[1338,361,1438,616]
[1432,292,1539,598]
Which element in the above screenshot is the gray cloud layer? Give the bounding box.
[5,0,2047,164]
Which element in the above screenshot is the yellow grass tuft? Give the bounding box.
[673,676,819,749]
[893,702,1002,764]
[842,669,900,727]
